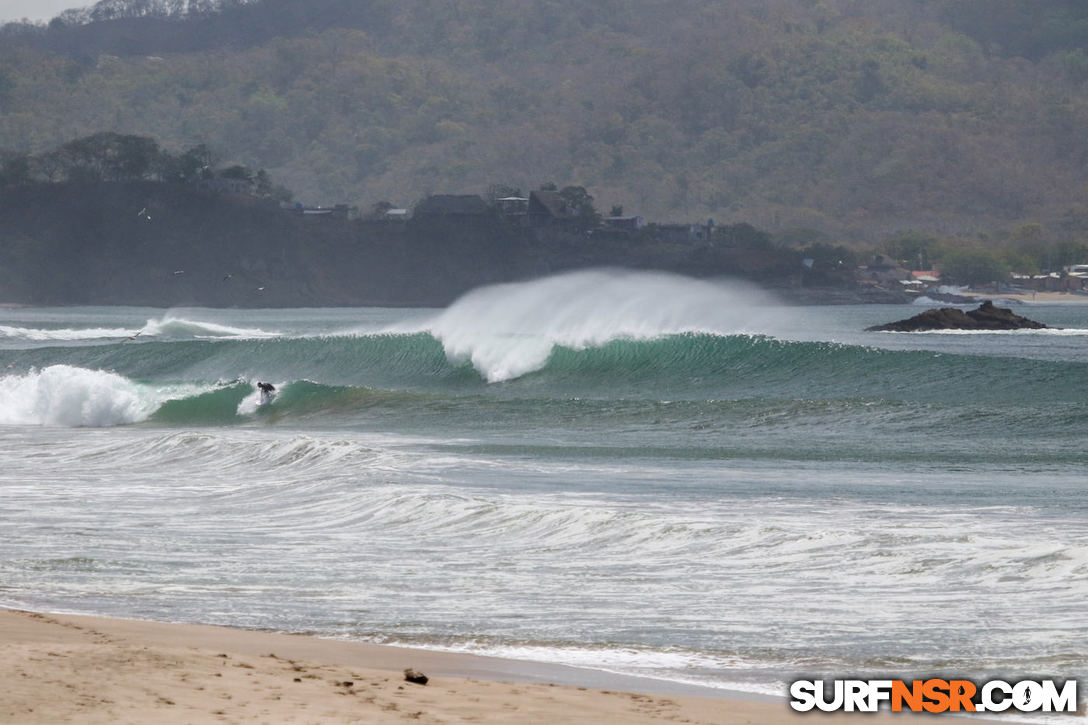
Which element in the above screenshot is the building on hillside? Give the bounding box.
[495,196,529,215]
[911,270,941,284]
[527,190,575,224]
[602,215,646,232]
[291,203,355,219]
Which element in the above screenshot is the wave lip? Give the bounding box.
[414,269,781,382]
[141,315,280,339]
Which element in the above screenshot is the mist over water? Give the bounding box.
[409,269,783,382]
[1,271,1086,707]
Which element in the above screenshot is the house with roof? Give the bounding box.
[494,196,529,215]
[602,215,646,232]
[527,190,576,224]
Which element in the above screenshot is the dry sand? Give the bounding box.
[961,290,1088,304]
[1,608,1004,724]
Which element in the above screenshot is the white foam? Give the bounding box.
[0,365,159,426]
[0,365,208,427]
[141,315,279,339]
[236,381,283,416]
[0,325,134,341]
[405,269,781,382]
[0,315,278,342]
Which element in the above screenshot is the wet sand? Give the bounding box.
[0,608,1007,724]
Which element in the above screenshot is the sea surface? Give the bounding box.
[1,270,1085,714]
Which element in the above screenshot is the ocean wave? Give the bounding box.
[0,324,135,341]
[140,314,280,339]
[0,365,194,426]
[402,269,783,382]
[5,327,1087,428]
[0,314,278,343]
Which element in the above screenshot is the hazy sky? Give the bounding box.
[0,0,86,23]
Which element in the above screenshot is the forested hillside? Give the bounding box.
[1,0,1087,244]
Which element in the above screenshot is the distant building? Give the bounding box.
[495,196,529,215]
[911,270,941,282]
[527,190,575,223]
[602,215,646,231]
[291,203,355,219]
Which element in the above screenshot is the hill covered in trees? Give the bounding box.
[1,0,1088,247]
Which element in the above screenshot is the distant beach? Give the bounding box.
[961,289,1088,304]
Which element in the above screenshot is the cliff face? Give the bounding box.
[0,181,833,307]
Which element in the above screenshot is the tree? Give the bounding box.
[54,132,160,182]
[112,134,160,180]
[219,164,254,181]
[254,168,292,202]
[884,232,938,269]
[936,247,1011,286]
[714,222,772,249]
[174,144,215,181]
[855,60,888,103]
[558,185,600,227]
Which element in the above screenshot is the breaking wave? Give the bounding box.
[0,365,187,426]
[407,269,782,382]
[0,314,277,342]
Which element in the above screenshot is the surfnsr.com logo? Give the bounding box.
[789,678,1079,714]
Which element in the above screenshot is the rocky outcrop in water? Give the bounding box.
[866,300,1051,332]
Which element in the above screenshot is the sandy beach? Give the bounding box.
[0,608,1006,724]
[961,289,1088,304]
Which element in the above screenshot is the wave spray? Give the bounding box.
[417,269,782,382]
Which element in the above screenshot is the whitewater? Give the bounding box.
[1,270,1086,715]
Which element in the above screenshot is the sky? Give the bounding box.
[0,0,86,23]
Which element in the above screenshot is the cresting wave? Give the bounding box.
[0,314,277,342]
[5,330,1088,428]
[408,269,783,382]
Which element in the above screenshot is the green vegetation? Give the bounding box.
[0,0,1087,251]
[0,132,290,201]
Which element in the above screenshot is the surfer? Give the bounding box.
[257,381,275,404]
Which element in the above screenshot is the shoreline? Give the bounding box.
[960,290,1088,304]
[0,608,1005,723]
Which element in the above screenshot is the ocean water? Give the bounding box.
[1,269,1086,710]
